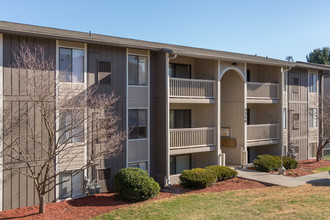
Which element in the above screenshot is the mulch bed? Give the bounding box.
[284,159,330,177]
[249,159,330,177]
[0,178,269,220]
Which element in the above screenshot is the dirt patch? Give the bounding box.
[0,178,268,220]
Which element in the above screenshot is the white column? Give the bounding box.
[217,60,221,165]
[165,53,170,185]
[0,33,4,211]
[55,40,60,201]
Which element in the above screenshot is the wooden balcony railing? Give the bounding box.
[170,127,216,149]
[247,82,279,100]
[169,77,215,99]
[247,123,279,142]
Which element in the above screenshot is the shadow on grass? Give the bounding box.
[307,179,330,186]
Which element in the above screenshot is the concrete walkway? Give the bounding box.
[237,168,330,187]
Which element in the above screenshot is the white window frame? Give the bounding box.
[309,108,318,128]
[308,70,317,93]
[128,54,148,86]
[59,47,85,83]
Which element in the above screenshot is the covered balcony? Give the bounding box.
[169,127,216,155]
[247,123,279,146]
[247,82,279,103]
[169,77,216,103]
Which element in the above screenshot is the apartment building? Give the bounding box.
[0,21,329,211]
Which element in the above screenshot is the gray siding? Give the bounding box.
[150,51,167,186]
[87,43,126,192]
[2,34,56,210]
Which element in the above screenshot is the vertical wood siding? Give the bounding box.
[2,34,56,210]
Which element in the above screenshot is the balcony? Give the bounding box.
[247,82,279,103]
[169,77,215,103]
[247,123,279,146]
[170,127,216,155]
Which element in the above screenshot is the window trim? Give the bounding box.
[308,73,317,93]
[128,54,148,86]
[309,108,318,128]
[128,109,148,140]
[59,47,85,83]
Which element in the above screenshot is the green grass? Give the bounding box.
[314,166,330,172]
[324,154,330,160]
[93,185,330,220]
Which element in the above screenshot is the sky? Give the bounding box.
[1,0,330,62]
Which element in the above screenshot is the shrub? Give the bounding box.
[253,154,281,172]
[114,167,160,201]
[253,155,298,172]
[179,168,217,188]
[282,156,298,169]
[205,165,238,181]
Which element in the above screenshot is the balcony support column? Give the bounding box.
[217,60,221,165]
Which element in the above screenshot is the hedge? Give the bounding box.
[253,154,298,172]
[205,165,238,181]
[179,168,217,188]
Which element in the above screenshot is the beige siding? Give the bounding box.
[128,86,148,108]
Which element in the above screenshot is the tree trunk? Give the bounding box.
[316,147,323,162]
[39,194,45,214]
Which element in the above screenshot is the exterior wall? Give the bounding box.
[87,43,127,192]
[150,51,167,186]
[2,34,56,210]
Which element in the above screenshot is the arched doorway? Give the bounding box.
[220,68,245,165]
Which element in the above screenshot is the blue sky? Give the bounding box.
[1,0,330,61]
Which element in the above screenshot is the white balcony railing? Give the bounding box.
[170,127,216,149]
[169,77,215,99]
[247,123,279,142]
[247,82,279,100]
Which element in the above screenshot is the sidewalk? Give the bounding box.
[237,168,330,187]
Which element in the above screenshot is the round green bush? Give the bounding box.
[179,168,217,188]
[253,155,298,172]
[114,167,160,201]
[205,165,238,181]
[253,154,281,172]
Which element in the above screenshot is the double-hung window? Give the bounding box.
[59,170,84,199]
[128,109,147,139]
[309,73,317,93]
[128,55,148,85]
[309,108,317,128]
[59,48,84,83]
[59,110,85,144]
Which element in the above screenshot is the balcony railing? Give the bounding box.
[247,82,279,101]
[169,77,215,99]
[170,127,216,149]
[247,123,279,143]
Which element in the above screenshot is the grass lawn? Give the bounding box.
[94,185,330,220]
[314,166,330,172]
[324,154,330,160]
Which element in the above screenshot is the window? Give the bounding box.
[170,109,191,129]
[59,110,84,144]
[309,73,317,93]
[308,143,317,158]
[293,113,299,130]
[59,48,84,83]
[128,55,148,85]
[98,168,111,180]
[59,170,84,199]
[309,108,317,127]
[128,161,148,171]
[128,109,147,139]
[169,63,191,78]
[170,155,191,175]
[293,77,299,93]
[283,108,286,129]
[98,61,111,84]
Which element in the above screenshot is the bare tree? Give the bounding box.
[0,43,125,213]
[317,96,330,161]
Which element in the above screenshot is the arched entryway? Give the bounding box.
[220,68,245,165]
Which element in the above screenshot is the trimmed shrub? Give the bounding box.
[253,154,281,172]
[253,154,298,172]
[282,156,298,169]
[179,168,217,188]
[205,165,238,181]
[114,167,160,201]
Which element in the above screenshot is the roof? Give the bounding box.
[0,21,294,67]
[294,61,330,71]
